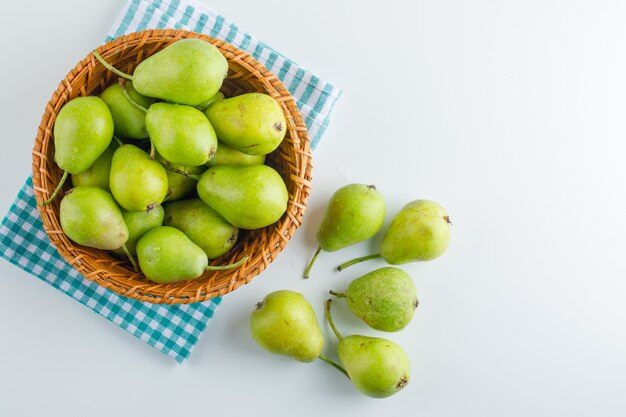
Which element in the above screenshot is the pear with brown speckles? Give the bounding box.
[205,93,286,155]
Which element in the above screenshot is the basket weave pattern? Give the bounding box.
[32,29,312,304]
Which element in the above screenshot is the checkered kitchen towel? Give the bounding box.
[0,0,341,363]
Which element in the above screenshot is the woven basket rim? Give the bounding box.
[31,29,312,304]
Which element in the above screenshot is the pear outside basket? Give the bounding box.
[32,29,312,304]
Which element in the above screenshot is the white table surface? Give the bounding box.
[1,1,626,415]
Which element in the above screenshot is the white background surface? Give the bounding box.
[1,0,626,415]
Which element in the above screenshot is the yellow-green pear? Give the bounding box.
[338,199,451,270]
[95,38,228,106]
[43,96,114,205]
[136,226,247,284]
[325,299,410,398]
[250,290,324,362]
[304,184,386,278]
[331,267,417,332]
[163,199,238,259]
[146,103,217,167]
[109,144,168,212]
[197,165,288,229]
[205,93,287,155]
[59,187,128,250]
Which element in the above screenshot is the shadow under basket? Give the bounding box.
[32,29,312,304]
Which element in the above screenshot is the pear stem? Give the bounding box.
[113,135,124,147]
[325,299,343,342]
[41,170,69,206]
[160,163,201,181]
[303,245,322,279]
[329,290,346,298]
[149,140,156,160]
[205,255,248,271]
[336,253,382,271]
[120,80,148,112]
[93,50,133,81]
[120,244,139,272]
[318,354,349,379]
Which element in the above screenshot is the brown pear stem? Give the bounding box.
[93,50,133,80]
[318,354,349,379]
[325,299,343,342]
[329,290,346,298]
[159,163,201,181]
[149,140,156,160]
[205,255,248,271]
[303,245,322,279]
[41,170,69,206]
[336,253,382,271]
[120,244,139,272]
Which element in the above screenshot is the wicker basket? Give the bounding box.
[32,29,312,304]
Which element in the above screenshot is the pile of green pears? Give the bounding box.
[250,183,451,398]
[45,38,292,283]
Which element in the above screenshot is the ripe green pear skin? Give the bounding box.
[338,335,410,398]
[163,199,238,259]
[206,140,266,167]
[343,267,417,332]
[146,103,218,166]
[250,290,324,362]
[197,165,288,229]
[136,226,208,283]
[110,144,168,212]
[380,199,451,264]
[318,184,386,252]
[132,38,228,106]
[113,206,165,256]
[205,93,287,155]
[100,81,156,139]
[59,187,128,250]
[70,142,116,191]
[53,96,113,174]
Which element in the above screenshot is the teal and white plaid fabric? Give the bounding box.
[0,0,340,363]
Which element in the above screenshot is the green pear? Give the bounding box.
[380,200,451,264]
[205,93,287,155]
[338,199,451,270]
[110,144,168,212]
[163,199,238,259]
[146,103,217,166]
[70,141,117,191]
[155,153,206,202]
[113,205,165,256]
[59,187,128,250]
[43,96,114,205]
[250,290,324,362]
[304,184,386,278]
[95,38,228,106]
[136,226,247,283]
[100,81,156,139]
[197,165,288,229]
[136,226,207,283]
[338,336,410,398]
[325,299,410,398]
[206,140,266,167]
[196,91,224,111]
[331,267,417,332]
